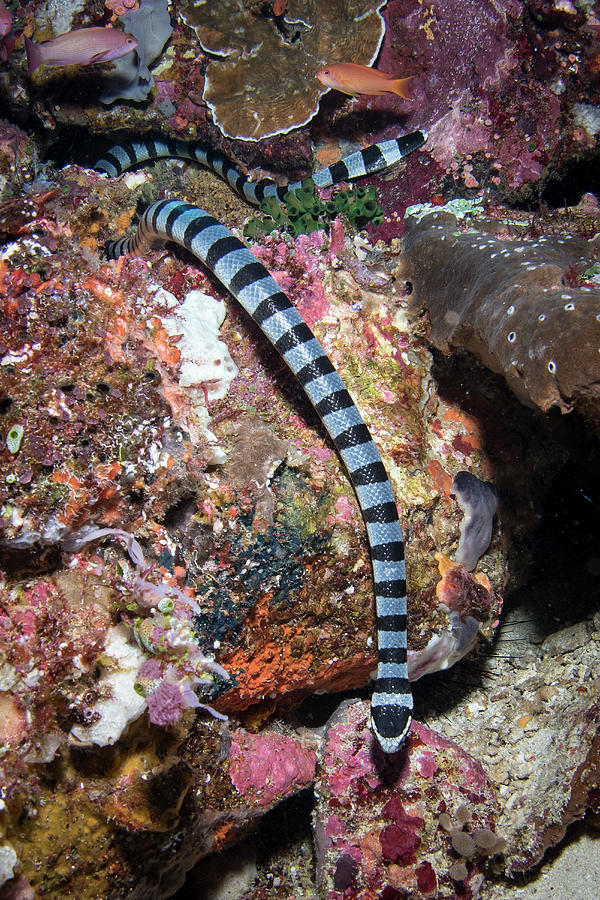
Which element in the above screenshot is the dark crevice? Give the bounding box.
[509,150,600,210]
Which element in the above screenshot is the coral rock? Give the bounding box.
[228,728,316,807]
[313,700,502,899]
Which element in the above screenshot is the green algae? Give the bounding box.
[244,180,384,240]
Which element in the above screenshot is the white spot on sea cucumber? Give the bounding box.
[548,361,557,374]
[507,305,515,316]
[564,302,575,310]
[561,293,572,299]
[507,331,516,343]
[539,314,546,321]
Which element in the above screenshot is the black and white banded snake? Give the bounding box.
[97,129,427,753]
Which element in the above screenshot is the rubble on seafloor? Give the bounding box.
[0,0,599,897]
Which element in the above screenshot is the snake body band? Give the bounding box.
[95,130,427,206]
[101,131,427,752]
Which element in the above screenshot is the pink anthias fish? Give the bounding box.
[316,62,414,98]
[0,1,11,38]
[25,26,138,73]
[0,1,13,61]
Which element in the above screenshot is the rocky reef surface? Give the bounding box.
[0,1,599,899]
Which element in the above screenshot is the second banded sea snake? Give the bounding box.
[99,130,427,753]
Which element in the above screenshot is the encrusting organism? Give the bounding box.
[99,131,428,753]
[63,525,229,733]
[452,471,498,571]
[0,0,13,60]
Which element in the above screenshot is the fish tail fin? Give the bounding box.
[390,76,414,100]
[25,36,43,73]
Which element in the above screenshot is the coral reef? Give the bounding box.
[0,114,511,895]
[398,208,600,416]
[0,0,597,222]
[0,0,599,891]
[180,0,389,140]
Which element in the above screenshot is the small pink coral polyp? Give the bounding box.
[105,0,138,16]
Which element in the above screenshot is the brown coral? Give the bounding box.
[180,0,388,140]
[398,210,600,415]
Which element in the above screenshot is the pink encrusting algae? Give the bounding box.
[314,702,504,898]
[228,730,316,807]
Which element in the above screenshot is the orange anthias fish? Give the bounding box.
[25,26,138,73]
[316,63,413,98]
